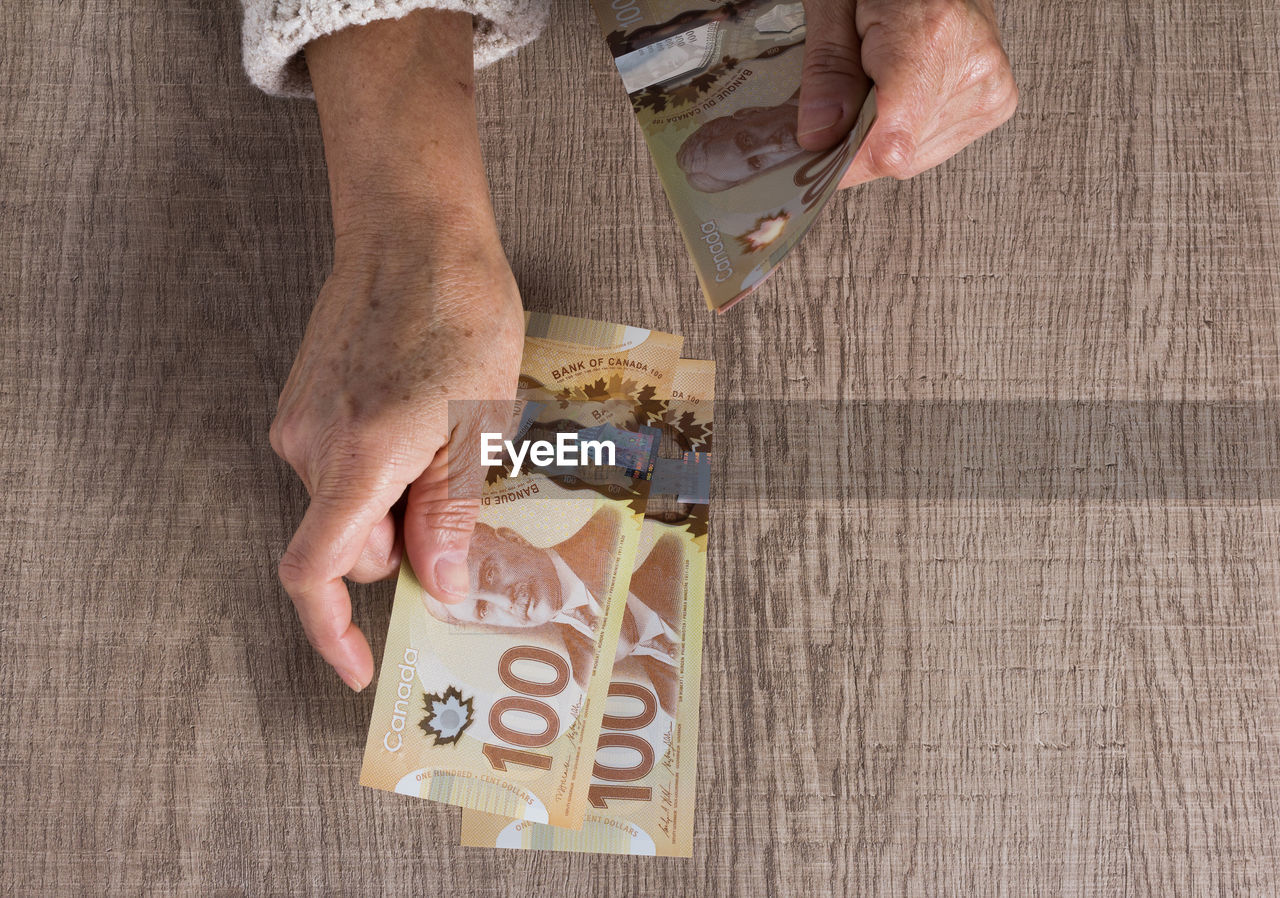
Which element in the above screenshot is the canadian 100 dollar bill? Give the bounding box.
[360,315,683,829]
[589,0,877,311]
[461,358,715,855]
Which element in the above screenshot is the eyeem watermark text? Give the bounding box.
[480,432,616,476]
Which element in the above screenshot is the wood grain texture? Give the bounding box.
[2,0,1278,893]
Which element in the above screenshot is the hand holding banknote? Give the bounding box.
[270,12,524,692]
[797,0,1018,185]
[270,242,523,693]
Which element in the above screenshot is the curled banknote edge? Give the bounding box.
[591,0,877,311]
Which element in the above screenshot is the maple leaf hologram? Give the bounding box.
[419,685,475,746]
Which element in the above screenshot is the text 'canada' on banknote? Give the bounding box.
[460,358,715,856]
[360,315,683,829]
[590,0,877,311]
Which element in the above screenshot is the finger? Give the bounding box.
[347,510,403,583]
[840,72,1016,188]
[404,399,511,605]
[880,115,996,179]
[837,124,962,187]
[835,0,963,183]
[834,82,938,186]
[278,474,403,691]
[797,0,869,151]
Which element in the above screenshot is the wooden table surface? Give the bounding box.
[3,0,1279,894]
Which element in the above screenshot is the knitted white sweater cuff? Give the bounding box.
[241,0,548,98]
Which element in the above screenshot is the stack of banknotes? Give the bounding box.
[589,0,877,310]
[361,313,713,857]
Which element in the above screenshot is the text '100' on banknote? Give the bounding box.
[460,358,715,856]
[590,0,877,311]
[359,315,684,830]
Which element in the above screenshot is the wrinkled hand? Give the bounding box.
[797,0,1017,186]
[273,9,522,692]
[270,227,523,691]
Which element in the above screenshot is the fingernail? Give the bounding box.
[434,550,471,599]
[799,100,844,136]
[338,667,367,692]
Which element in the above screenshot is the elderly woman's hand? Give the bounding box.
[270,10,523,692]
[797,0,1017,186]
[271,223,522,693]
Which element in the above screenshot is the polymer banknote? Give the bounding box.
[590,0,877,310]
[461,358,715,855]
[360,315,683,829]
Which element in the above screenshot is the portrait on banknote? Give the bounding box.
[591,0,875,308]
[611,532,685,715]
[420,507,623,689]
[359,469,645,827]
[420,510,685,717]
[675,89,804,193]
[359,315,692,828]
[458,360,714,855]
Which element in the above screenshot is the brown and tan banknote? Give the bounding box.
[461,358,715,855]
[589,0,877,311]
[360,315,683,829]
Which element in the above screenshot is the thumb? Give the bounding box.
[797,0,868,151]
[278,472,404,691]
[404,399,511,604]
